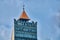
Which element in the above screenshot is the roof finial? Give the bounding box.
[23,3,25,11]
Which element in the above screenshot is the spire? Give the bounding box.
[19,4,30,21]
[23,4,24,11]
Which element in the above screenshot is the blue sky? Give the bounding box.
[0,0,60,40]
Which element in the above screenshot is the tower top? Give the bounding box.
[19,5,30,21]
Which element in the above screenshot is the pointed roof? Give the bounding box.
[20,10,29,19]
[19,5,30,20]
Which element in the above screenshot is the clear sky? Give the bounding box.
[0,0,60,40]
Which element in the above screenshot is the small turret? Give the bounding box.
[19,5,30,21]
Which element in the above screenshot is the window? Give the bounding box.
[23,28,28,32]
[32,29,36,32]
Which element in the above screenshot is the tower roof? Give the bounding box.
[20,10,29,19]
[19,5,30,20]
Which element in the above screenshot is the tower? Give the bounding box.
[14,5,37,40]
